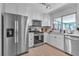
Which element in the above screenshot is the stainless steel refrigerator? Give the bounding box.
[2,13,29,56]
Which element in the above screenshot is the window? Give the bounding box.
[54,17,62,30]
[62,14,76,31]
[53,13,76,32]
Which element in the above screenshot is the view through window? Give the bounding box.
[54,13,76,32]
[62,14,76,31]
[54,17,62,30]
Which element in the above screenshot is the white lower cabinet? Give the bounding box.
[44,33,49,43]
[56,35,64,50]
[29,33,34,48]
[46,33,64,51]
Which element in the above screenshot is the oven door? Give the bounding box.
[34,33,44,44]
[34,35,39,44]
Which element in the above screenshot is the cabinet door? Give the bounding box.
[29,39,34,48]
[42,15,50,26]
[44,33,49,42]
[47,33,64,51]
[46,33,52,44]
[4,3,18,14]
[29,33,34,48]
[51,35,58,47]
[48,33,56,46]
[51,34,64,51]
[42,19,50,26]
[56,35,64,50]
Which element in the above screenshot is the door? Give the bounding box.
[16,15,28,55]
[3,13,16,56]
[21,16,28,52]
[16,15,22,55]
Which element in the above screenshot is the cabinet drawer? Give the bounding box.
[29,33,34,48]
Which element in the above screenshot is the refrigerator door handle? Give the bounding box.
[17,20,18,43]
[15,20,17,43]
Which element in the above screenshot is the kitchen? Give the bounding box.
[0,3,79,56]
[28,3,79,56]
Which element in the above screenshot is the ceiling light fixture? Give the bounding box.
[40,3,51,9]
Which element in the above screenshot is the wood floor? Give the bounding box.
[22,44,69,56]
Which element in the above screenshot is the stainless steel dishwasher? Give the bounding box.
[64,35,79,56]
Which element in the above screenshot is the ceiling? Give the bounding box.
[28,3,67,14]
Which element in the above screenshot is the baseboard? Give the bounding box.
[45,43,73,56]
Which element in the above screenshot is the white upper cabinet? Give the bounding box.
[42,14,50,26]
[4,3,18,14]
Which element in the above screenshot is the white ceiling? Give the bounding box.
[28,3,67,14]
